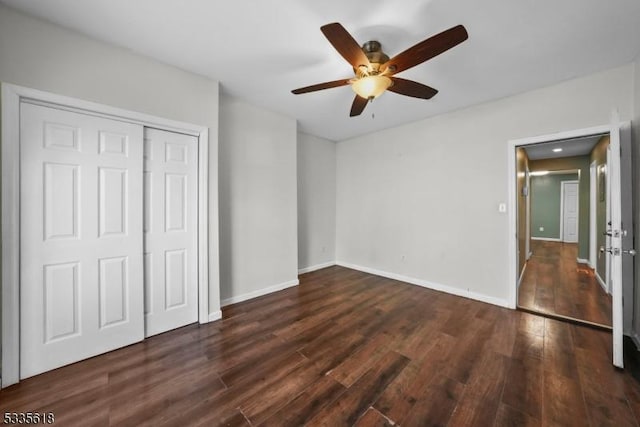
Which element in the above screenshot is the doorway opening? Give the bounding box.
[515,134,612,327]
[508,120,633,369]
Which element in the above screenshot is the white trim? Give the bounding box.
[589,161,597,268]
[525,168,531,261]
[1,83,21,388]
[15,87,203,136]
[560,180,579,243]
[336,261,511,308]
[531,237,562,242]
[220,279,300,307]
[298,261,335,274]
[198,128,210,324]
[527,251,533,260]
[1,83,215,388]
[208,310,223,322]
[605,147,612,293]
[507,124,611,309]
[595,271,608,294]
[576,258,590,264]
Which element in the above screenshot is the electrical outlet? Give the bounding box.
[539,226,544,232]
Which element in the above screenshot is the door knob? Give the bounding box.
[623,249,636,256]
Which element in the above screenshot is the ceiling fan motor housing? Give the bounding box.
[359,41,389,74]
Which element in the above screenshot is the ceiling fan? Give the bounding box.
[292,23,468,117]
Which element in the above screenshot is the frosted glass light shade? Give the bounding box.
[351,75,392,99]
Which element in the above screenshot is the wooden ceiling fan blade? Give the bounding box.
[321,23,371,69]
[388,77,438,99]
[350,95,368,117]
[381,25,468,74]
[292,78,351,94]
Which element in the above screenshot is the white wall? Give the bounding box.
[336,64,634,306]
[219,94,298,305]
[0,4,221,314]
[297,133,336,273]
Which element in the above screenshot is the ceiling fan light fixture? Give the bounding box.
[351,75,392,99]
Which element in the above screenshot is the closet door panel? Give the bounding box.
[20,103,144,379]
[144,128,198,337]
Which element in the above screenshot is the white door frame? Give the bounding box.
[560,180,579,243]
[507,124,615,309]
[1,83,212,388]
[525,169,531,259]
[589,161,597,269]
[605,147,612,293]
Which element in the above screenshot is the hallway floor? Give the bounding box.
[518,240,612,327]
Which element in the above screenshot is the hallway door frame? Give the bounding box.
[507,123,612,309]
[589,161,597,269]
[508,121,630,368]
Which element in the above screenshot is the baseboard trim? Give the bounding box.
[576,258,590,265]
[335,261,511,309]
[220,279,300,307]
[531,237,562,242]
[595,271,608,294]
[298,261,336,274]
[207,310,222,322]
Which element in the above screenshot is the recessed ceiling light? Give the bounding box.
[552,148,563,152]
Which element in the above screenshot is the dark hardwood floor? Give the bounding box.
[518,240,613,327]
[2,266,638,426]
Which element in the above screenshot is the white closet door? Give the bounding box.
[20,103,144,379]
[143,128,198,337]
[562,181,579,243]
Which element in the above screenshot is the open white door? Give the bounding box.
[609,112,624,368]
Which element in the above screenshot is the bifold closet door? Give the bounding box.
[20,103,144,379]
[143,128,198,337]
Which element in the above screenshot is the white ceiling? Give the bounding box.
[2,0,640,141]
[524,135,605,160]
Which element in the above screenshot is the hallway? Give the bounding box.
[518,240,612,326]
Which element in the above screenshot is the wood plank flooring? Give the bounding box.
[518,240,612,326]
[2,266,637,426]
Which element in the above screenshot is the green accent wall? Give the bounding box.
[529,156,591,260]
[531,173,579,239]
